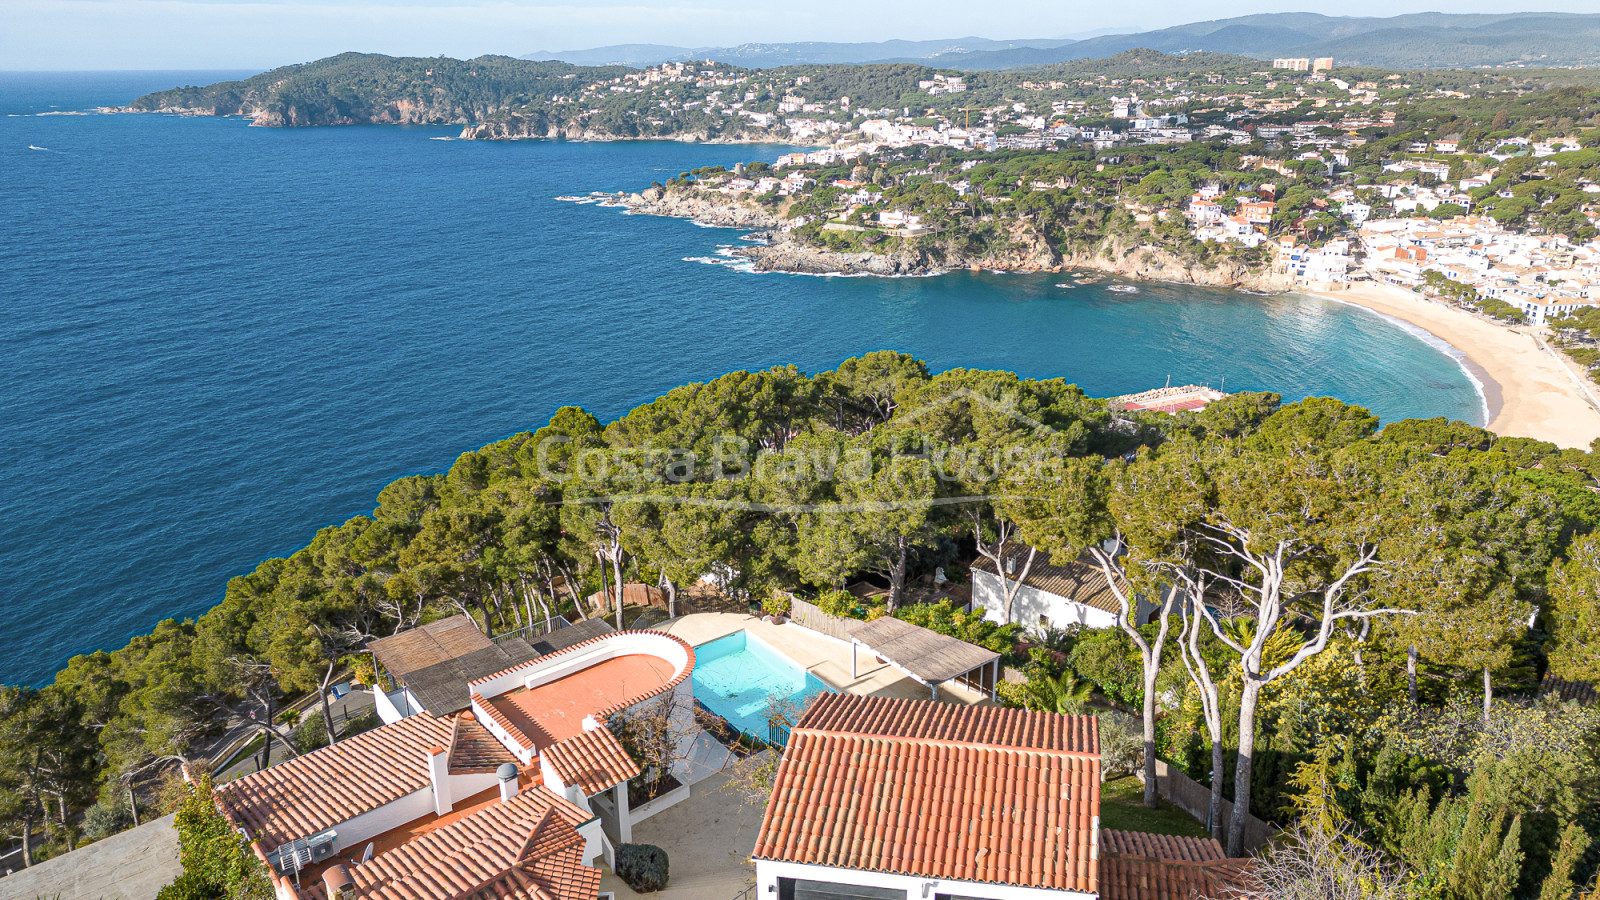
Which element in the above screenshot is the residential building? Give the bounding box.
[1272,58,1311,72]
[971,547,1161,631]
[369,615,613,722]
[752,694,1103,900]
[216,624,698,900]
[751,694,1254,900]
[1238,200,1276,226]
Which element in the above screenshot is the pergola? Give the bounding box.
[847,616,1001,701]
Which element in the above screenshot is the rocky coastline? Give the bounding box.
[616,187,1293,290]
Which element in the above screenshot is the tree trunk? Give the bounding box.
[128,783,140,827]
[1209,735,1226,845]
[887,536,909,612]
[1482,667,1493,724]
[661,574,678,619]
[21,817,31,868]
[1002,546,1037,625]
[612,550,626,631]
[320,661,339,746]
[478,598,494,638]
[1227,680,1264,857]
[1407,645,1419,706]
[1141,666,1159,809]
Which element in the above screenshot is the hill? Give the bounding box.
[918,12,1600,70]
[524,12,1600,72]
[524,37,1078,69]
[123,52,629,126]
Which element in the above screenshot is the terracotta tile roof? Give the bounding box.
[845,616,999,684]
[369,616,496,679]
[1101,831,1226,863]
[541,728,640,796]
[753,695,1101,893]
[797,692,1099,755]
[449,713,519,775]
[972,547,1127,615]
[218,712,456,849]
[1099,856,1256,900]
[333,786,600,900]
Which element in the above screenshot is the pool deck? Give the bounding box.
[657,612,992,705]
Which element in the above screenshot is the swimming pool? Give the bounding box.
[691,630,835,741]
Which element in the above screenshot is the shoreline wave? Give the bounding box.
[1312,292,1495,428]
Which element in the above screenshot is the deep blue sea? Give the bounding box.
[0,72,1484,686]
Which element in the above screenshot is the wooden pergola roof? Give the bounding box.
[846,616,1000,686]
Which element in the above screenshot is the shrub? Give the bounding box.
[762,593,792,618]
[171,775,273,900]
[816,589,860,619]
[614,843,670,892]
[81,793,133,843]
[292,714,329,753]
[156,871,224,900]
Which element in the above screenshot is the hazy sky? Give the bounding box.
[3,0,1596,71]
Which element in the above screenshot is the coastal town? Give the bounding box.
[575,55,1600,445]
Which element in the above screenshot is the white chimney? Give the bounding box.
[1005,557,1016,576]
[426,746,453,816]
[497,763,520,803]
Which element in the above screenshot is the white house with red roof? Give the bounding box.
[211,624,696,900]
[751,694,1253,900]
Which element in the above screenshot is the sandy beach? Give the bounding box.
[1301,281,1600,449]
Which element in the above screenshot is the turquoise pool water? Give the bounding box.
[692,631,835,739]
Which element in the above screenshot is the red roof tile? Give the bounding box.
[798,692,1099,754]
[334,786,600,900]
[541,728,641,796]
[218,712,457,849]
[1099,856,1256,900]
[753,695,1101,893]
[1101,830,1226,863]
[449,714,519,774]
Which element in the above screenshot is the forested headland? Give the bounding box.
[4,353,1600,896]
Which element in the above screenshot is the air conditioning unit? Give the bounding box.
[307,829,339,863]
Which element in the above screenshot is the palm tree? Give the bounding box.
[1031,672,1094,715]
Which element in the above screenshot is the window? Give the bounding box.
[1039,614,1050,629]
[778,877,907,900]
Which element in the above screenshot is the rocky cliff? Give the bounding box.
[619,187,1289,290]
[617,187,787,230]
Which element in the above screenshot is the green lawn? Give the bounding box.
[1098,776,1211,838]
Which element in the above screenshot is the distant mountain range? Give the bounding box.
[524,12,1600,71]
[522,37,1079,69]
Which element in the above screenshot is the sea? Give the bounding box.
[0,72,1485,686]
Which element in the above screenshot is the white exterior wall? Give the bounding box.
[970,569,1117,631]
[374,687,420,725]
[471,695,536,766]
[754,859,1095,900]
[322,787,436,857]
[470,632,690,700]
[447,772,498,803]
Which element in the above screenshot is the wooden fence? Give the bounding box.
[788,597,855,641]
[1142,759,1275,853]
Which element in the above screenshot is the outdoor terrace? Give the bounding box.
[487,653,680,751]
